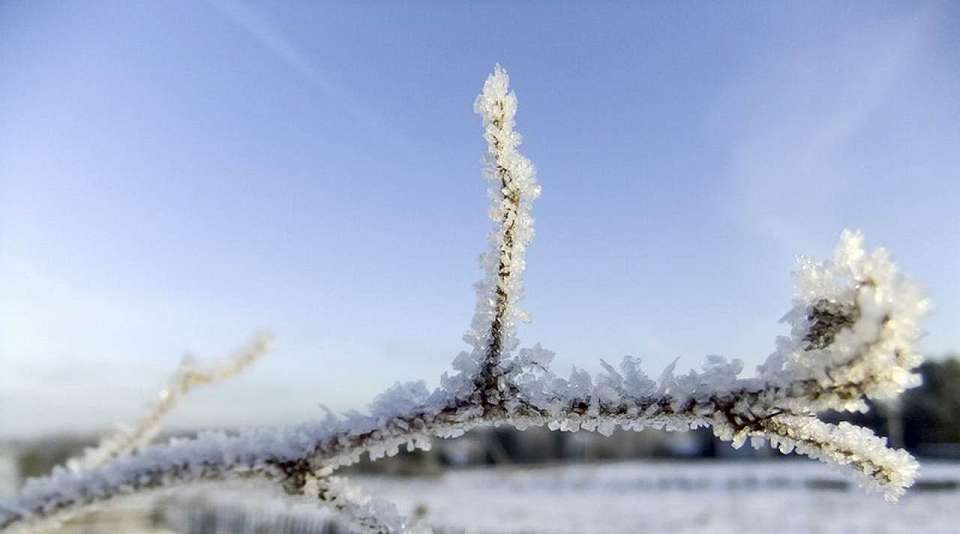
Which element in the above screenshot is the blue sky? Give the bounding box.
[1,1,958,437]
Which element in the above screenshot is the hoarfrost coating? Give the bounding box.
[65,334,272,474]
[0,66,929,533]
[465,64,541,407]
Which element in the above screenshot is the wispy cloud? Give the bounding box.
[715,5,941,253]
[204,0,399,141]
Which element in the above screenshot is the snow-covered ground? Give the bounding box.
[352,460,960,534]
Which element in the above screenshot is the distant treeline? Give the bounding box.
[834,356,960,454]
[903,358,960,446]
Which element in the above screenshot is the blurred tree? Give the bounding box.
[902,356,960,448]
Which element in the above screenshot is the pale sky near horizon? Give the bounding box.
[1,1,958,438]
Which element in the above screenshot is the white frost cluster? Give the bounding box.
[462,64,541,385]
[761,230,928,411]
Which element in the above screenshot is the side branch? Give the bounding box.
[66,334,271,473]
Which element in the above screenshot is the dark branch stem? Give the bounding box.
[476,101,521,409]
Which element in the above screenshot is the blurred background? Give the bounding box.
[2,1,958,532]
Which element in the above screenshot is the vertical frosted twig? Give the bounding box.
[469,65,541,406]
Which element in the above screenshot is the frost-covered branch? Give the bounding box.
[307,475,428,534]
[0,66,930,533]
[65,334,272,473]
[753,415,918,501]
[467,64,540,407]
